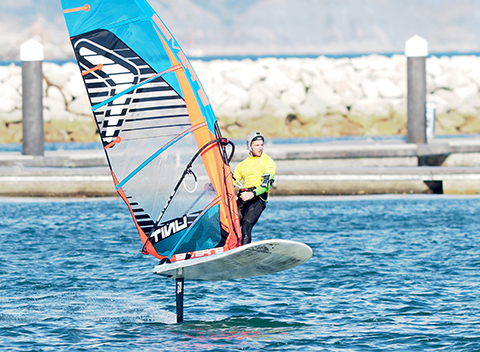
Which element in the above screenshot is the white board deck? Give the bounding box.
[153,239,313,281]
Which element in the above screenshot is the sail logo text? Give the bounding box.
[151,216,188,243]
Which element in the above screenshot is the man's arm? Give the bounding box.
[252,156,276,197]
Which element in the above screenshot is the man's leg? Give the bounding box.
[241,198,265,245]
[237,198,246,225]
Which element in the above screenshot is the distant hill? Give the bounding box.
[1,0,480,60]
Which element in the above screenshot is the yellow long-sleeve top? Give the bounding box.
[233,152,276,200]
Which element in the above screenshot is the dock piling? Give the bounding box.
[406,35,428,146]
[21,39,44,156]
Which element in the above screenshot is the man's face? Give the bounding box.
[251,140,264,157]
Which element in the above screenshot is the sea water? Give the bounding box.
[1,195,480,351]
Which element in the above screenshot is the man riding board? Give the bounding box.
[233,131,276,245]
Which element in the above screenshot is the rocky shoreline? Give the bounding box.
[1,54,480,143]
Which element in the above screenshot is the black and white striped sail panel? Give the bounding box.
[72,30,191,144]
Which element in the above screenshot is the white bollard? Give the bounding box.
[21,39,44,156]
[405,35,428,145]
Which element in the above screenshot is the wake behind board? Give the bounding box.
[153,239,312,281]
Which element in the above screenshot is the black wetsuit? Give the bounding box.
[237,195,266,245]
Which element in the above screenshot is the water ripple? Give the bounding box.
[2,195,480,350]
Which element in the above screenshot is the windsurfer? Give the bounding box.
[233,131,276,245]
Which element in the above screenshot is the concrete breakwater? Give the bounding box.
[1,137,480,197]
[1,54,480,142]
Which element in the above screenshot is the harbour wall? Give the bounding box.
[2,138,480,197]
[2,54,480,142]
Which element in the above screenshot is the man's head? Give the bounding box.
[246,131,264,157]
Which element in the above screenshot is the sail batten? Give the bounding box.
[90,69,182,112]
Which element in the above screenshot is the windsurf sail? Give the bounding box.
[61,0,241,262]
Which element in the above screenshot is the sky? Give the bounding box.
[1,0,480,60]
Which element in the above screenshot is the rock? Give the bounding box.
[301,59,321,78]
[454,82,478,102]
[224,83,250,109]
[315,56,336,74]
[248,85,268,113]
[437,56,452,71]
[195,66,214,94]
[427,93,450,115]
[210,70,227,93]
[0,66,10,83]
[397,79,407,97]
[223,63,267,89]
[1,117,22,142]
[432,89,463,111]
[208,85,228,111]
[349,98,391,118]
[263,66,295,92]
[368,117,403,135]
[294,103,319,122]
[427,75,436,94]
[450,56,477,72]
[277,58,302,82]
[369,68,405,82]
[466,94,480,108]
[390,99,407,116]
[333,58,351,68]
[257,57,279,70]
[334,79,363,107]
[434,69,471,90]
[44,85,74,121]
[427,56,443,77]
[286,114,310,136]
[454,103,478,117]
[468,67,480,87]
[68,93,93,117]
[263,95,295,118]
[0,84,21,116]
[392,55,407,72]
[303,89,327,116]
[300,70,314,88]
[327,104,349,115]
[62,62,81,77]
[367,54,395,71]
[4,67,22,94]
[6,64,21,78]
[64,72,86,99]
[308,79,342,108]
[215,97,242,117]
[323,66,349,86]
[45,85,65,107]
[436,112,465,132]
[280,81,306,107]
[351,56,371,71]
[347,67,369,86]
[376,78,403,98]
[44,107,77,122]
[43,62,68,88]
[361,79,379,99]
